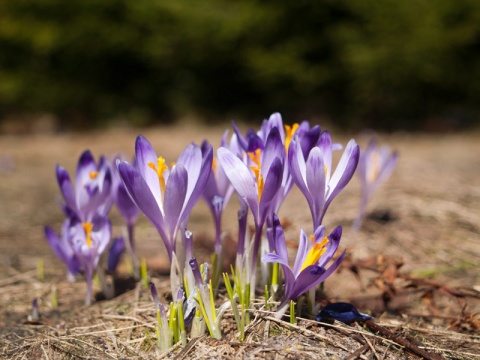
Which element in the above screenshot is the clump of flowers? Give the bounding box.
[43,112,390,346]
[45,151,113,305]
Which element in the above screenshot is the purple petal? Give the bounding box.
[149,281,160,306]
[75,150,96,201]
[299,125,321,158]
[262,126,285,175]
[44,225,80,275]
[305,147,326,228]
[217,147,259,223]
[318,226,342,268]
[134,135,162,204]
[91,215,111,256]
[271,214,288,260]
[117,161,170,254]
[164,164,188,244]
[264,112,285,142]
[245,129,264,153]
[259,157,283,223]
[107,237,125,272]
[261,253,289,268]
[292,228,309,277]
[288,141,315,220]
[325,139,359,210]
[115,183,140,225]
[232,120,249,151]
[318,131,333,176]
[376,150,399,187]
[262,253,296,298]
[56,165,77,213]
[288,250,345,301]
[180,144,213,225]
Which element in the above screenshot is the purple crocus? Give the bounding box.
[112,156,140,229]
[217,126,284,283]
[44,218,81,279]
[353,139,398,230]
[117,135,213,262]
[201,132,238,254]
[46,150,114,304]
[262,216,345,318]
[69,215,111,305]
[232,113,327,221]
[56,150,113,222]
[111,156,141,277]
[289,132,360,229]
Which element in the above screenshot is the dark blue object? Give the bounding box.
[316,302,373,324]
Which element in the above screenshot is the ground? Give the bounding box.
[0,123,479,359]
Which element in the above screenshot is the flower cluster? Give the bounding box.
[44,151,140,304]
[44,112,398,345]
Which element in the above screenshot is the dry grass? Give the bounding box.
[1,125,480,359]
[1,256,479,359]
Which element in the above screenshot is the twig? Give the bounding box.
[398,274,480,299]
[346,343,369,360]
[40,344,50,360]
[364,320,443,360]
[173,336,205,360]
[361,332,379,360]
[263,315,350,352]
[263,319,270,340]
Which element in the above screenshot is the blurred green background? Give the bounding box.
[0,0,479,131]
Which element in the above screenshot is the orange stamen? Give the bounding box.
[89,171,98,180]
[248,149,264,202]
[148,157,168,194]
[300,236,329,272]
[284,123,299,154]
[212,158,217,173]
[82,222,93,248]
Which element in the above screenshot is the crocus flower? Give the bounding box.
[189,258,230,339]
[233,113,331,222]
[353,139,398,230]
[112,156,140,229]
[111,156,141,278]
[117,135,213,262]
[69,215,112,305]
[262,216,345,318]
[44,218,81,279]
[56,150,113,222]
[217,126,284,283]
[289,132,360,229]
[201,132,238,254]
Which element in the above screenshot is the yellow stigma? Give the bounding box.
[148,157,168,194]
[300,236,329,272]
[248,149,261,167]
[248,149,264,202]
[82,222,93,248]
[89,171,98,180]
[284,123,299,154]
[367,151,380,184]
[212,158,217,173]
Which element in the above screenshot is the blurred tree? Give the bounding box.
[0,0,478,130]
[333,0,480,130]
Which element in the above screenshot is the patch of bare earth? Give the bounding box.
[1,125,479,359]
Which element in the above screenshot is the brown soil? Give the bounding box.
[0,124,479,359]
